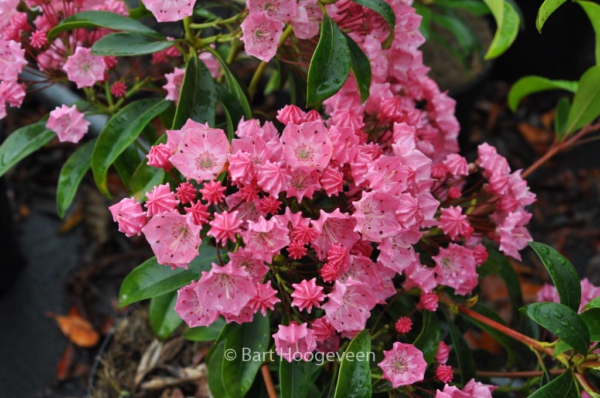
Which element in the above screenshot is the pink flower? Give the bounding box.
[436,364,453,383]
[0,39,26,81]
[185,200,209,225]
[258,195,281,215]
[248,0,298,22]
[417,291,439,312]
[443,154,469,177]
[291,278,325,313]
[287,240,307,259]
[163,67,185,103]
[286,168,320,201]
[435,385,469,398]
[321,243,350,282]
[256,160,289,196]
[109,197,147,237]
[200,180,226,204]
[462,379,497,397]
[142,0,194,22]
[0,80,24,108]
[46,105,90,143]
[436,341,450,364]
[250,282,280,315]
[395,317,412,334]
[277,104,305,124]
[273,322,317,362]
[243,216,290,262]
[145,183,178,217]
[208,210,242,245]
[320,167,344,196]
[169,119,230,181]
[292,0,322,39]
[174,280,215,328]
[176,182,196,204]
[63,47,106,88]
[377,231,420,274]
[472,244,488,265]
[581,278,600,310]
[496,211,532,260]
[146,144,172,170]
[311,209,359,260]
[403,262,438,293]
[433,244,478,296]
[142,211,201,269]
[110,81,126,98]
[0,0,19,31]
[352,191,401,243]
[378,342,426,388]
[229,247,269,282]
[281,120,333,172]
[240,12,284,63]
[440,206,473,240]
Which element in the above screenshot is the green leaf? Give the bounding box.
[209,50,252,120]
[555,97,572,141]
[220,313,271,398]
[171,55,217,130]
[56,140,94,218]
[306,15,351,106]
[128,160,165,201]
[47,11,161,41]
[92,32,173,56]
[91,98,168,197]
[414,4,433,39]
[580,308,600,341]
[529,242,581,312]
[280,359,322,398]
[446,311,476,384]
[183,318,226,342]
[113,143,140,188]
[0,122,54,178]
[583,297,600,312]
[529,369,579,398]
[208,341,230,398]
[482,0,520,59]
[566,65,600,133]
[508,76,578,112]
[520,303,590,355]
[536,0,567,33]
[578,1,600,65]
[118,246,219,307]
[432,12,479,59]
[553,339,571,357]
[351,0,396,48]
[413,311,441,364]
[216,85,244,142]
[333,329,371,398]
[344,33,372,104]
[149,291,183,340]
[435,0,492,16]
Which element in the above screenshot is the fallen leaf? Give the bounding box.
[47,311,99,347]
[57,344,75,380]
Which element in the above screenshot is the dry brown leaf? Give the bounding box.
[57,344,75,380]
[47,311,99,347]
[517,123,551,154]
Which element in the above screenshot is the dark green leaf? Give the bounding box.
[92,32,173,56]
[578,1,600,65]
[580,309,600,341]
[520,303,590,355]
[47,11,161,41]
[344,33,371,104]
[446,311,476,384]
[149,290,183,340]
[529,369,579,398]
[413,311,441,364]
[91,98,168,197]
[208,341,230,398]
[351,0,395,48]
[118,246,219,307]
[220,313,271,398]
[216,85,244,142]
[56,140,94,218]
[483,0,520,59]
[529,242,581,312]
[566,65,600,133]
[435,0,492,16]
[209,50,252,120]
[280,359,322,398]
[183,318,226,342]
[128,161,165,201]
[172,56,216,129]
[333,329,371,398]
[555,97,571,141]
[113,143,141,188]
[0,122,54,177]
[508,76,577,112]
[306,16,351,106]
[536,0,567,33]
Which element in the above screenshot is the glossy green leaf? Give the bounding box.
[553,339,571,357]
[446,311,476,384]
[351,0,395,48]
[520,303,590,355]
[344,33,372,104]
[536,0,567,33]
[436,0,491,16]
[172,55,216,129]
[580,308,600,341]
[566,65,600,133]
[208,341,230,398]
[220,313,271,398]
[583,297,600,312]
[413,311,441,364]
[92,98,169,197]
[508,76,578,112]
[183,318,226,342]
[333,329,371,398]
[128,161,165,201]
[529,242,581,312]
[578,1,600,65]
[555,97,571,141]
[0,122,54,177]
[483,0,520,59]
[216,85,244,142]
[92,32,173,56]
[56,140,94,218]
[306,15,351,106]
[209,50,252,120]
[149,291,183,340]
[280,359,322,398]
[118,246,219,307]
[529,369,579,398]
[113,143,140,188]
[48,11,160,41]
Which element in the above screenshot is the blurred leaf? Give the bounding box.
[172,55,216,129]
[306,15,351,106]
[344,33,372,104]
[555,97,572,140]
[432,12,479,60]
[436,0,491,16]
[414,311,441,364]
[280,359,322,398]
[92,32,173,56]
[47,311,99,348]
[414,4,433,39]
[183,318,226,341]
[578,1,600,65]
[351,0,395,48]
[529,242,581,312]
[536,0,567,32]
[113,143,140,188]
[446,311,476,384]
[0,122,54,177]
[208,341,230,397]
[565,65,600,133]
[520,303,590,355]
[529,369,579,398]
[334,329,371,398]
[508,76,577,112]
[56,140,94,218]
[149,291,183,340]
[210,50,252,120]
[583,297,600,312]
[579,308,600,341]
[483,0,520,59]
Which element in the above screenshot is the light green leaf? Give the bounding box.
[0,122,54,178]
[333,329,371,398]
[56,140,94,218]
[149,291,183,340]
[183,318,226,342]
[583,296,600,312]
[536,0,568,33]
[555,97,572,141]
[483,0,520,59]
[566,65,600,133]
[578,1,600,65]
[508,76,578,112]
[92,32,174,56]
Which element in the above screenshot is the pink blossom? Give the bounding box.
[378,342,426,388]
[273,322,317,362]
[436,364,453,383]
[440,206,473,240]
[581,278,600,310]
[462,379,497,397]
[146,144,172,170]
[248,0,297,22]
[436,341,450,364]
[417,291,439,312]
[145,183,178,217]
[287,240,307,259]
[473,244,488,265]
[377,231,420,274]
[176,182,196,204]
[142,211,201,269]
[321,243,350,282]
[250,282,280,315]
[163,67,185,103]
[258,195,281,215]
[63,47,106,88]
[110,81,126,97]
[403,262,438,293]
[142,0,194,22]
[0,40,26,81]
[243,216,290,262]
[240,12,284,63]
[395,317,412,333]
[353,191,402,242]
[208,210,242,245]
[281,120,333,172]
[277,104,305,124]
[0,80,24,108]
[185,200,209,226]
[46,105,90,143]
[320,167,344,196]
[443,154,469,177]
[200,180,226,204]
[256,160,289,196]
[0,0,19,31]
[109,197,147,237]
[496,211,532,260]
[199,52,221,78]
[286,168,320,201]
[291,278,325,313]
[448,187,461,199]
[229,247,269,282]
[311,209,360,260]
[435,385,469,398]
[433,244,478,296]
[174,280,215,328]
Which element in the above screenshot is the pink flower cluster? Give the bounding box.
[538,278,600,312]
[0,39,26,118]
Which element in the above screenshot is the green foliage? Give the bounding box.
[565,65,600,134]
[529,369,579,398]
[0,122,54,178]
[149,291,183,340]
[482,0,520,59]
[183,318,226,342]
[413,311,441,364]
[216,85,245,141]
[578,1,600,65]
[583,296,600,312]
[279,359,322,398]
[333,329,372,398]
[92,32,174,56]
[508,77,578,112]
[209,50,253,120]
[580,309,600,341]
[345,33,372,104]
[446,311,476,384]
[56,139,94,218]
[555,97,572,140]
[536,0,568,33]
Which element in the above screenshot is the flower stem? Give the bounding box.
[261,364,277,398]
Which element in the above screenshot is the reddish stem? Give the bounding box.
[261,364,277,398]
